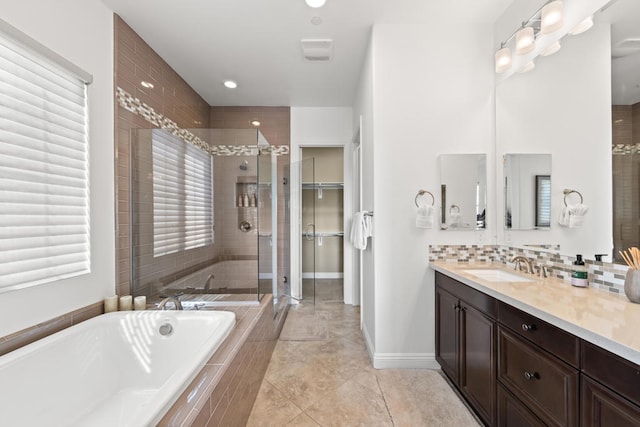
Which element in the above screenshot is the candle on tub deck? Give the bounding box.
[104,295,118,313]
[119,295,133,311]
[134,296,146,311]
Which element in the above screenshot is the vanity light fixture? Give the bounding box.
[140,80,154,89]
[223,80,238,89]
[569,15,594,35]
[515,27,535,55]
[541,1,564,34]
[540,40,562,56]
[305,0,326,8]
[495,45,512,73]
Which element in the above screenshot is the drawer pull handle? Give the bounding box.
[524,371,539,381]
[521,323,535,332]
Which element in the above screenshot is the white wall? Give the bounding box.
[0,0,115,336]
[290,107,353,302]
[361,22,495,368]
[496,23,612,257]
[353,33,376,353]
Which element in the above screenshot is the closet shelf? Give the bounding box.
[302,182,344,190]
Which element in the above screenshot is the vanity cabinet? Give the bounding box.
[435,272,497,426]
[434,270,640,427]
[581,342,640,427]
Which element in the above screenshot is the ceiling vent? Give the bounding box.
[301,39,333,62]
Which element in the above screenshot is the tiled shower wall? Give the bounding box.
[115,16,292,299]
[209,107,291,304]
[428,244,629,294]
[114,15,211,296]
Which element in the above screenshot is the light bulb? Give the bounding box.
[541,1,564,34]
[495,47,512,74]
[515,27,535,55]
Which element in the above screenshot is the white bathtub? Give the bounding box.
[0,310,236,427]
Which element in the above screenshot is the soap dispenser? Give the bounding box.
[571,254,588,288]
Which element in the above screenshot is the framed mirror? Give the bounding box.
[504,154,552,230]
[439,154,487,230]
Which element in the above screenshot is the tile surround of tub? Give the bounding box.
[428,245,628,294]
[158,294,283,427]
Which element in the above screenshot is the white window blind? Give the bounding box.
[536,175,551,228]
[152,130,213,257]
[0,24,91,292]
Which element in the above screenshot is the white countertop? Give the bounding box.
[430,261,640,366]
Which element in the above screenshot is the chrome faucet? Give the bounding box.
[158,295,183,310]
[204,273,215,291]
[510,255,534,274]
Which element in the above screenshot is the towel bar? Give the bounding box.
[563,189,583,207]
[415,190,435,207]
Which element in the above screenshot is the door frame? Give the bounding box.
[290,140,352,304]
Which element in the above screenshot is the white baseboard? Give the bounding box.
[372,353,440,369]
[301,272,344,279]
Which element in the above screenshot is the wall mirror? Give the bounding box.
[504,154,551,230]
[439,154,487,230]
[495,1,615,259]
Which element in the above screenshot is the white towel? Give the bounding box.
[416,205,434,229]
[559,204,588,228]
[350,211,373,250]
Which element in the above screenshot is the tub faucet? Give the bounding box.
[158,295,183,310]
[510,256,534,274]
[204,273,215,291]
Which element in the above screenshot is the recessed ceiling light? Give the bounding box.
[141,81,154,89]
[305,0,326,8]
[223,80,238,89]
[251,120,261,127]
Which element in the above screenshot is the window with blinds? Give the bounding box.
[536,175,551,228]
[152,130,213,257]
[0,22,91,292]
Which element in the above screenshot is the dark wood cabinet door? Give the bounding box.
[460,302,497,426]
[581,375,640,427]
[498,383,546,427]
[435,285,459,384]
[498,326,579,427]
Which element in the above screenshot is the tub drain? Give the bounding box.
[159,323,173,336]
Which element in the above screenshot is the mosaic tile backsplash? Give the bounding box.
[429,244,628,295]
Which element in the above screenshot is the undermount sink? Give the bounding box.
[462,269,536,283]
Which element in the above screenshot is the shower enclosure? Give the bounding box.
[130,128,285,309]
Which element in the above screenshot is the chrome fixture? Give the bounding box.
[204,273,215,291]
[158,295,183,310]
[535,265,549,278]
[510,255,534,274]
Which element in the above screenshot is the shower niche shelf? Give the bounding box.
[236,180,257,208]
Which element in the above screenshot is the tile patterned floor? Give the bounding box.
[247,281,481,426]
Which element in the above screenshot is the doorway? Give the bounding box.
[301,147,345,304]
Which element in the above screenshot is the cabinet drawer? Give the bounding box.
[582,341,640,407]
[435,271,497,318]
[498,326,579,426]
[581,375,640,427]
[498,301,580,368]
[497,383,546,427]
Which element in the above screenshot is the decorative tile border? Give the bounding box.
[116,87,289,157]
[612,144,640,155]
[429,244,628,295]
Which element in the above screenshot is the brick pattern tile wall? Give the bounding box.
[115,15,211,296]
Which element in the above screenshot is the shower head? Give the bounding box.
[239,160,249,171]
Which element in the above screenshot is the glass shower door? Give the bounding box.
[301,157,316,303]
[257,148,277,304]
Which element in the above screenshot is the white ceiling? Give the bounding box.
[100,0,512,107]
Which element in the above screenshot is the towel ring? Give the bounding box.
[563,189,583,207]
[449,204,460,213]
[415,190,435,207]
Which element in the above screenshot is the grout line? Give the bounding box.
[376,374,396,426]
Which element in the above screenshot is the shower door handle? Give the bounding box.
[305,223,315,240]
